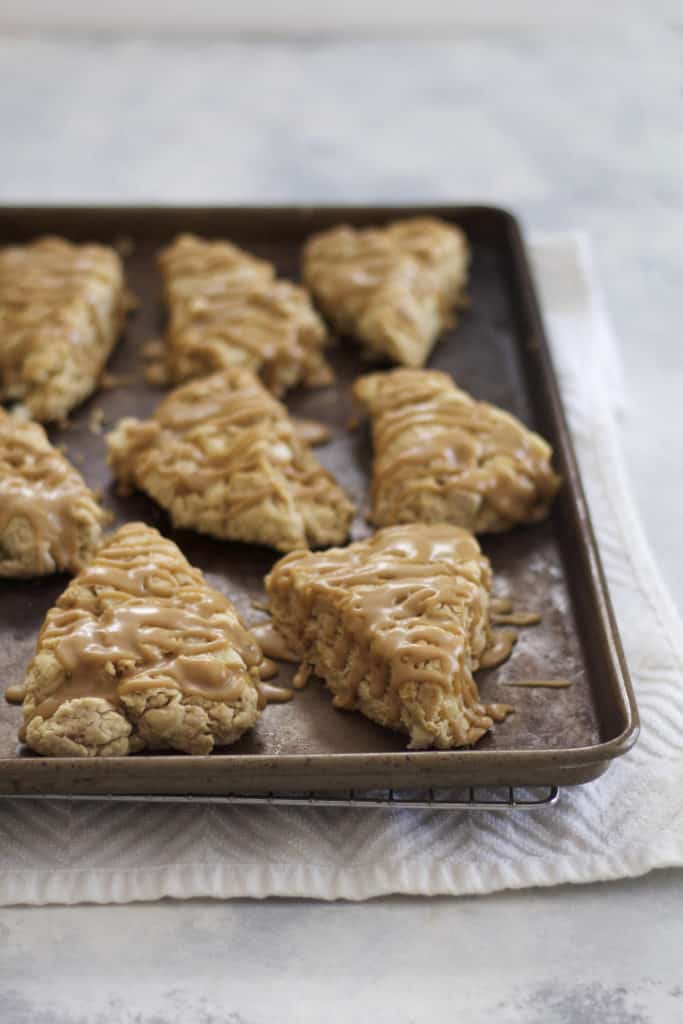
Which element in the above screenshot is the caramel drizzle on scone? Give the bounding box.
[0,410,105,575]
[24,522,261,728]
[354,368,561,533]
[302,217,469,366]
[266,524,512,748]
[107,368,354,550]
[0,237,126,420]
[160,234,332,395]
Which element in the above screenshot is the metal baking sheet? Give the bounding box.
[0,205,638,796]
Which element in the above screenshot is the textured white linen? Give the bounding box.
[1,233,681,905]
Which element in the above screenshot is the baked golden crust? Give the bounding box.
[19,522,262,757]
[303,217,469,367]
[107,368,355,552]
[0,408,106,577]
[354,368,561,533]
[159,233,333,395]
[0,237,127,422]
[265,524,511,750]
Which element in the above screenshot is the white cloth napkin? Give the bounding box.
[1,233,682,906]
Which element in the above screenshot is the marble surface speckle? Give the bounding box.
[2,872,683,1022]
[0,15,682,1022]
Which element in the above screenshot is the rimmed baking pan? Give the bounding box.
[0,205,638,796]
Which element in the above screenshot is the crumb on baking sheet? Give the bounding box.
[143,339,165,360]
[123,289,140,311]
[142,339,169,387]
[88,408,105,435]
[144,362,169,387]
[114,236,136,258]
[100,371,138,390]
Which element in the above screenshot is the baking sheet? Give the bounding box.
[0,206,638,794]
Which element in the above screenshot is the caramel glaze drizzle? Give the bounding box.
[484,599,542,668]
[252,620,310,689]
[479,629,518,669]
[251,621,299,663]
[4,683,27,705]
[353,369,561,531]
[22,522,262,729]
[108,368,352,530]
[504,679,572,689]
[266,524,513,745]
[491,611,542,627]
[292,663,311,690]
[291,418,331,447]
[160,234,331,392]
[0,411,105,573]
[257,682,293,709]
[259,657,280,680]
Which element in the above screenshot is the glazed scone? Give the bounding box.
[354,368,561,533]
[0,408,106,577]
[159,233,333,395]
[0,236,128,422]
[266,524,511,750]
[303,217,469,367]
[19,522,263,757]
[107,368,355,552]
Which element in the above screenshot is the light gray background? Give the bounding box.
[1,8,682,1022]
[1,0,679,35]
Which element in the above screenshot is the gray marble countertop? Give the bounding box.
[0,15,681,1023]
[3,871,683,1023]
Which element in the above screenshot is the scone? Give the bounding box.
[0,236,128,421]
[107,368,355,552]
[0,409,106,577]
[266,524,511,749]
[159,233,333,395]
[354,368,561,533]
[303,217,469,367]
[19,522,262,757]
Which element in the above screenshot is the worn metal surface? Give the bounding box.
[0,206,638,794]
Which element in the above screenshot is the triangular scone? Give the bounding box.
[0,237,127,422]
[107,369,355,552]
[303,217,469,367]
[266,524,511,750]
[0,409,106,577]
[19,522,263,757]
[354,369,561,533]
[159,234,333,396]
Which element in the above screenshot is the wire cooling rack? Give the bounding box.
[4,786,560,810]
